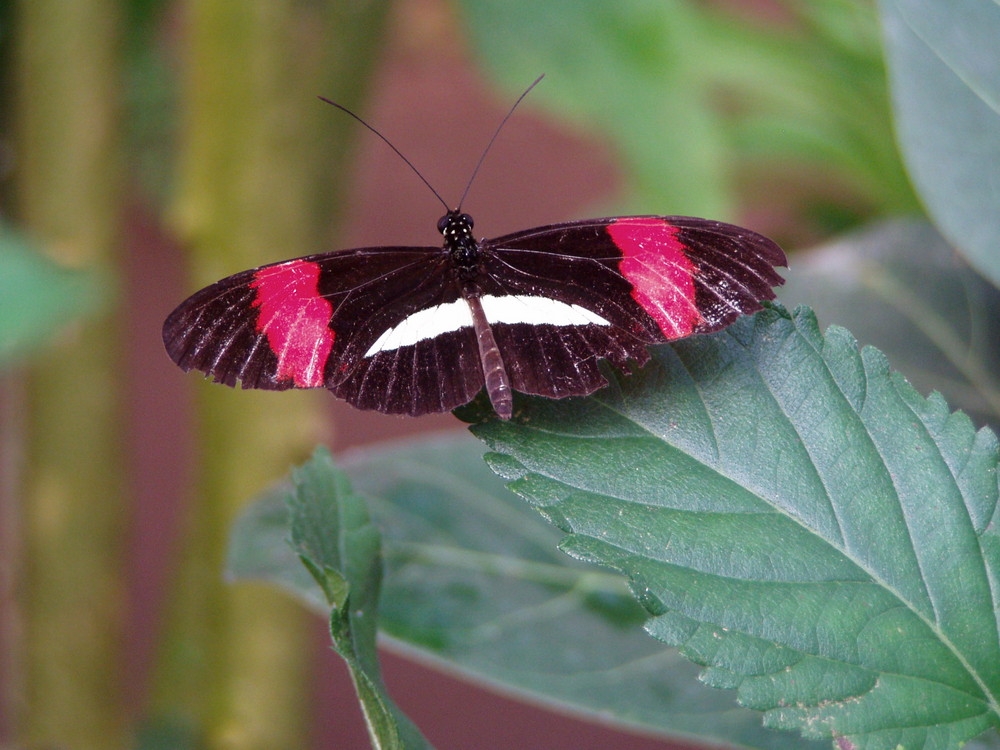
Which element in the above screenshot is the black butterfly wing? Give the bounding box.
[477,215,786,400]
[164,216,785,416]
[162,246,485,416]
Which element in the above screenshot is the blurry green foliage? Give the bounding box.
[0,223,104,367]
[781,219,1000,430]
[123,0,176,200]
[457,0,918,229]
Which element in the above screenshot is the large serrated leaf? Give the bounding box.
[466,304,1000,749]
[879,0,1000,288]
[230,438,824,749]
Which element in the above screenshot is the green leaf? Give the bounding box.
[465,304,1000,749]
[230,437,824,749]
[879,0,1000,287]
[0,224,104,366]
[286,448,432,750]
[780,219,1000,429]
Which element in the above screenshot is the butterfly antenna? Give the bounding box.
[318,96,450,212]
[456,74,545,212]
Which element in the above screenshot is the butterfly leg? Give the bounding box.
[466,293,513,419]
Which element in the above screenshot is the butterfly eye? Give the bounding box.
[459,213,474,229]
[437,215,450,233]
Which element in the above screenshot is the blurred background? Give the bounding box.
[0,0,962,747]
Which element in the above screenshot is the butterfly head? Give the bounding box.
[437,210,474,238]
[439,211,479,273]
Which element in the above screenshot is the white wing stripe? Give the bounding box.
[481,295,610,327]
[364,295,610,357]
[365,299,474,357]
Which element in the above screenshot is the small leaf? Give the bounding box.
[780,219,1000,429]
[0,224,104,366]
[468,304,1000,749]
[230,438,824,749]
[879,0,1000,288]
[286,448,432,750]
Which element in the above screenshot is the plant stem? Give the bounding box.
[9,0,127,747]
[148,1,393,746]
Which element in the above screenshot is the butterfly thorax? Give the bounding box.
[439,211,480,282]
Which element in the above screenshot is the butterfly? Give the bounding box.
[162,78,786,420]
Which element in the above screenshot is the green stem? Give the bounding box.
[9,1,127,747]
[148,1,393,746]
